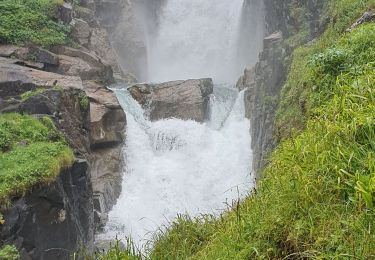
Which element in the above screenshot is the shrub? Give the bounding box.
[0,245,19,260]
[0,0,69,47]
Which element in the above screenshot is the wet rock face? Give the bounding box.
[0,160,93,260]
[129,78,214,122]
[236,33,286,174]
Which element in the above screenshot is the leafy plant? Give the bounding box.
[0,245,19,260]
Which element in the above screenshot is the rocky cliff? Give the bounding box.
[0,0,129,258]
[237,0,328,174]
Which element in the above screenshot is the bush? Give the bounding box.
[0,0,69,47]
[0,245,19,260]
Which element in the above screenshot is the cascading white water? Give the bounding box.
[104,86,253,249]
[147,0,245,83]
[102,0,258,251]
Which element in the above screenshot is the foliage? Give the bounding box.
[0,113,74,204]
[144,22,375,259]
[276,0,375,139]
[83,239,142,260]
[150,215,219,259]
[79,94,90,111]
[20,86,63,101]
[0,0,69,47]
[0,245,19,260]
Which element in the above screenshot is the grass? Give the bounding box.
[0,0,69,47]
[147,23,375,259]
[0,113,74,205]
[276,0,375,140]
[97,1,375,259]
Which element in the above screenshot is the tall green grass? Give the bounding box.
[147,23,375,259]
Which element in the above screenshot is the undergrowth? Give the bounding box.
[276,0,375,139]
[0,0,69,47]
[0,113,74,205]
[147,23,375,260]
[0,245,19,260]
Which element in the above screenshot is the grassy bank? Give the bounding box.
[0,0,69,47]
[0,113,74,205]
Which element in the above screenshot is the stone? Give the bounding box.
[0,57,83,99]
[128,78,214,122]
[70,18,91,45]
[346,11,374,32]
[0,160,94,260]
[74,6,97,27]
[51,46,114,84]
[58,2,73,24]
[264,31,283,48]
[89,28,119,70]
[30,47,59,66]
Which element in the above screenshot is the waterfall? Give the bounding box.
[103,86,253,249]
[100,0,262,250]
[146,0,245,83]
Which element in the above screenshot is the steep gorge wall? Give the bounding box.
[0,0,129,258]
[238,0,328,174]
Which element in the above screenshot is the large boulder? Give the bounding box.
[0,57,82,99]
[83,81,126,148]
[51,46,114,84]
[128,78,213,122]
[70,18,91,46]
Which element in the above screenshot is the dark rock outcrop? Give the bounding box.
[0,0,129,256]
[0,160,93,260]
[129,78,213,122]
[237,32,286,174]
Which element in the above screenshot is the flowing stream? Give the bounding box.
[102,0,261,250]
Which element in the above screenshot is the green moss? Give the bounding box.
[20,88,47,101]
[0,0,69,47]
[79,94,90,111]
[0,245,19,260]
[20,86,63,101]
[0,113,74,204]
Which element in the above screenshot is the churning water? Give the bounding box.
[102,0,258,250]
[105,86,253,248]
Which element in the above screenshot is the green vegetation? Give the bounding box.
[20,86,63,101]
[0,0,69,47]
[98,1,375,259]
[276,0,375,139]
[0,245,19,260]
[83,239,142,260]
[79,94,90,111]
[0,113,74,204]
[148,25,375,260]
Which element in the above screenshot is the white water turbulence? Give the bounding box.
[147,0,245,83]
[101,0,259,251]
[105,85,253,249]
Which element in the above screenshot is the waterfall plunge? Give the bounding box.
[147,0,245,83]
[102,0,263,250]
